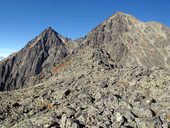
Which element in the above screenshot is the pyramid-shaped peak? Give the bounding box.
[27,27,64,49]
[41,27,58,35]
[36,27,63,41]
[47,26,52,30]
[46,26,55,31]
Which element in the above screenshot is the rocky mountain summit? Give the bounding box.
[0,27,70,91]
[84,12,170,68]
[0,12,170,128]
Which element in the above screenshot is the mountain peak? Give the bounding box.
[27,27,64,49]
[112,12,135,19]
[113,12,128,16]
[47,26,52,30]
[102,12,137,26]
[45,26,54,32]
[41,26,58,36]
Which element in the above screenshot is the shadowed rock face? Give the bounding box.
[0,27,68,91]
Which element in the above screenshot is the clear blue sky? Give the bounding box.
[0,0,170,57]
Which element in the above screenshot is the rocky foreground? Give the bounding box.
[0,47,170,128]
[0,12,170,127]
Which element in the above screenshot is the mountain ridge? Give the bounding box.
[0,12,170,91]
[0,57,4,61]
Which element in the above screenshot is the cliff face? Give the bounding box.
[0,27,69,91]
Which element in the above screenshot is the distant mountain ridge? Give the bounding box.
[0,12,170,91]
[0,57,4,61]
